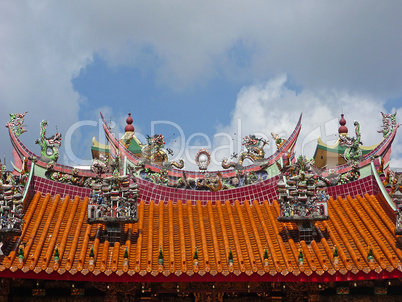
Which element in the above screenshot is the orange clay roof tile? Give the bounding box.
[2,190,402,282]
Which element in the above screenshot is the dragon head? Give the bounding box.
[48,132,62,147]
[339,135,353,147]
[150,134,165,147]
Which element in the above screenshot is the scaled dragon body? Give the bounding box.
[142,134,168,163]
[378,112,397,138]
[239,135,268,165]
[222,134,268,168]
[339,121,363,164]
[7,112,28,137]
[141,134,184,169]
[35,120,62,163]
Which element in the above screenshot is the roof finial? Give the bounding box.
[125,113,135,132]
[338,113,348,136]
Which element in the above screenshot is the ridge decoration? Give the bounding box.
[6,112,28,137]
[141,134,184,169]
[222,134,269,168]
[35,120,62,163]
[87,158,138,224]
[378,111,398,138]
[339,121,363,165]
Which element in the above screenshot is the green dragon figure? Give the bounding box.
[35,120,62,163]
[339,121,363,164]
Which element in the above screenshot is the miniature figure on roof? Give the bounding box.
[87,157,138,225]
[378,111,398,138]
[0,161,25,240]
[91,154,110,176]
[277,156,329,223]
[339,120,363,165]
[222,134,269,168]
[141,134,184,169]
[142,134,167,163]
[35,120,62,163]
[271,132,286,149]
[391,171,402,235]
[239,134,269,164]
[7,112,28,137]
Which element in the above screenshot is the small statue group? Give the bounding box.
[0,161,24,234]
[87,163,138,223]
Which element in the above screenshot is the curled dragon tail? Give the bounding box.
[222,158,237,169]
[170,159,184,169]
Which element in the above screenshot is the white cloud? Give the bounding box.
[0,1,91,167]
[211,76,402,169]
[2,1,397,94]
[1,1,402,170]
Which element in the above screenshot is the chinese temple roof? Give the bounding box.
[1,110,401,288]
[1,174,401,283]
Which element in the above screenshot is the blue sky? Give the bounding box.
[1,1,402,170]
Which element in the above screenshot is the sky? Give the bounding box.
[0,1,402,171]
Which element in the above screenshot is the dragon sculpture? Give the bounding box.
[7,112,28,137]
[221,153,239,169]
[239,134,269,165]
[339,121,363,164]
[142,134,168,162]
[222,134,268,168]
[141,134,184,169]
[378,111,398,138]
[35,120,62,163]
[277,155,362,186]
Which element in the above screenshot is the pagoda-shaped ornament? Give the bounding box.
[87,157,139,243]
[277,156,329,242]
[0,173,24,239]
[277,174,329,222]
[394,190,402,235]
